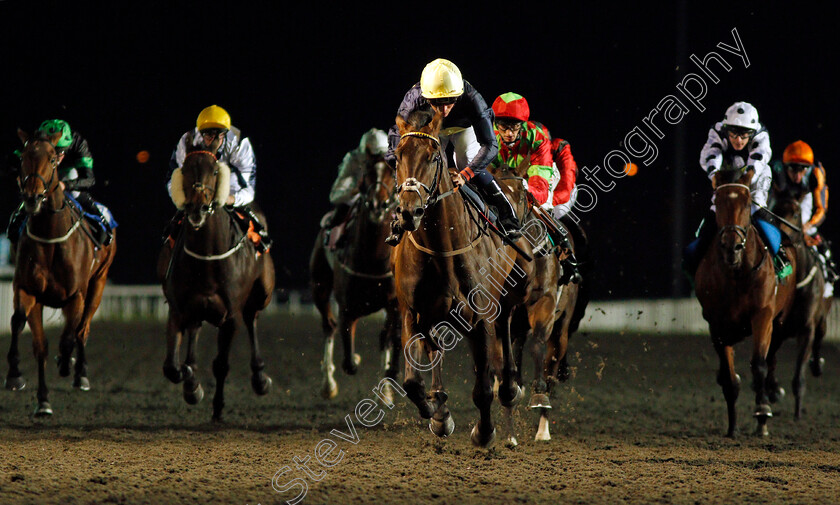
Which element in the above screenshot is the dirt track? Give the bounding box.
[1,312,840,504]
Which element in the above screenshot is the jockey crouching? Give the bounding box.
[684,101,792,281]
[6,119,115,251]
[771,140,838,293]
[321,128,389,248]
[490,92,581,284]
[164,105,272,253]
[385,58,522,246]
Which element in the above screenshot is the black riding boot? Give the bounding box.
[553,227,582,284]
[6,204,26,243]
[683,210,718,279]
[817,239,839,283]
[483,179,522,240]
[76,192,111,246]
[240,205,273,253]
[324,202,351,229]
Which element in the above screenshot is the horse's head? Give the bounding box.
[360,160,396,223]
[169,147,230,229]
[712,168,753,268]
[772,194,803,230]
[16,129,61,215]
[394,110,443,231]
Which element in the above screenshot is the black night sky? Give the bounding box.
[2,2,838,300]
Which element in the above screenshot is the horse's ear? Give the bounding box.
[395,115,409,135]
[428,110,443,136]
[739,167,754,185]
[17,128,29,145]
[185,130,196,147]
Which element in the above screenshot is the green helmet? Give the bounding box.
[38,119,73,149]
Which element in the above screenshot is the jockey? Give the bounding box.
[322,128,389,229]
[770,140,838,284]
[384,58,521,245]
[6,119,114,246]
[166,105,272,253]
[684,101,792,280]
[490,92,580,284]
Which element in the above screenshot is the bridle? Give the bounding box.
[184,150,220,216]
[18,140,60,207]
[361,163,398,222]
[396,132,457,211]
[714,183,751,244]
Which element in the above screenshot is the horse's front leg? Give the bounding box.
[496,308,522,409]
[339,310,361,375]
[751,310,774,436]
[5,303,29,391]
[182,326,204,404]
[714,338,740,438]
[163,310,185,384]
[27,303,52,416]
[58,294,84,380]
[764,334,786,404]
[73,267,111,391]
[469,321,496,448]
[376,297,401,404]
[428,341,454,438]
[401,309,434,419]
[244,307,272,396]
[212,317,237,422]
[792,324,816,419]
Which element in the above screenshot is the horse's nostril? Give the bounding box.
[734,243,744,251]
[413,208,425,218]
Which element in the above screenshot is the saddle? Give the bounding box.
[65,193,116,246]
[322,204,359,252]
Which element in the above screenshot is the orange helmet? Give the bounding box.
[782,140,814,166]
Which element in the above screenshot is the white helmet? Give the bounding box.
[360,128,388,156]
[722,101,759,130]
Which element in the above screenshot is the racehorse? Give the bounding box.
[393,110,531,448]
[5,129,116,416]
[694,168,796,436]
[490,164,586,444]
[768,194,831,418]
[310,160,401,400]
[158,143,275,421]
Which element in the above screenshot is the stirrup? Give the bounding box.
[773,255,792,280]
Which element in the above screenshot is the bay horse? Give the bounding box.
[310,160,401,400]
[768,194,831,418]
[158,144,275,421]
[5,129,116,416]
[489,164,585,444]
[393,110,531,448]
[694,168,796,436]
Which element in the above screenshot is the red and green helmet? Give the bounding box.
[38,119,73,149]
[492,92,530,123]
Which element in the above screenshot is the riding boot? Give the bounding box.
[6,204,26,244]
[483,179,522,240]
[682,210,717,280]
[385,219,404,247]
[551,225,582,284]
[76,192,111,246]
[817,240,839,283]
[773,247,793,280]
[324,202,351,229]
[240,205,273,253]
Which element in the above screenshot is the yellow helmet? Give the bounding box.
[196,105,231,131]
[420,58,464,99]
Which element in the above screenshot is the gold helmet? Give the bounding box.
[420,58,464,99]
[196,105,231,132]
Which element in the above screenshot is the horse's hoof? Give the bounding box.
[4,376,26,391]
[810,357,825,377]
[505,436,519,449]
[769,386,785,403]
[528,393,552,410]
[755,424,770,437]
[163,364,184,384]
[55,356,76,377]
[353,353,362,366]
[183,383,204,405]
[34,402,53,417]
[535,414,551,441]
[320,380,339,400]
[342,360,358,376]
[212,413,223,423]
[73,376,91,391]
[753,404,773,418]
[499,384,523,408]
[429,413,455,438]
[470,424,497,448]
[252,375,272,396]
